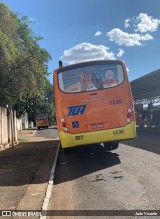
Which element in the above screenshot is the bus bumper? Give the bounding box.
[37,124,49,128]
[59,121,136,148]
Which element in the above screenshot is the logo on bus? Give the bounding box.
[72,121,79,128]
[68,105,86,116]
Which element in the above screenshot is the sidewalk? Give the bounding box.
[0,129,59,218]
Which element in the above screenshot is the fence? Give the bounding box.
[0,106,17,150]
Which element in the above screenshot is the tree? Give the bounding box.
[14,79,55,125]
[0,3,55,124]
[0,3,51,106]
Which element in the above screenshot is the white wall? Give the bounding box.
[0,107,17,150]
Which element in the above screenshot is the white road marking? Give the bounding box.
[40,142,60,219]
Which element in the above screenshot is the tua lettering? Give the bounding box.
[68,105,86,116]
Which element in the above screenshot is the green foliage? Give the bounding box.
[0,3,55,124]
[14,79,55,125]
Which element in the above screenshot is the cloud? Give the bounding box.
[107,28,153,46]
[95,31,103,36]
[117,48,124,57]
[124,19,130,28]
[60,43,115,64]
[134,13,160,33]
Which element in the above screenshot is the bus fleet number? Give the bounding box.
[113,129,124,135]
[75,135,84,140]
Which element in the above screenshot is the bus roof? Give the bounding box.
[54,60,125,72]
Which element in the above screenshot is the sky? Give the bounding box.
[1,0,160,84]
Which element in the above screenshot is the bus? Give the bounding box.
[35,114,49,130]
[54,60,136,151]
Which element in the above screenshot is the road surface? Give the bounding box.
[34,126,58,139]
[47,129,160,219]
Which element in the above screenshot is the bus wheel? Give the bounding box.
[37,127,40,130]
[103,141,119,151]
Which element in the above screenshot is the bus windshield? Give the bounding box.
[36,115,46,120]
[58,63,124,93]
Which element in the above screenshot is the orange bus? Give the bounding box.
[35,114,49,130]
[54,60,136,151]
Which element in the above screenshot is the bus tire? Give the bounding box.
[37,127,40,130]
[103,141,119,151]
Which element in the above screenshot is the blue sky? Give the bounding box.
[1,0,160,83]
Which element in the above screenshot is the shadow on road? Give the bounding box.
[55,144,121,185]
[122,130,160,155]
[0,140,58,186]
[38,126,58,130]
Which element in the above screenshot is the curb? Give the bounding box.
[40,142,60,219]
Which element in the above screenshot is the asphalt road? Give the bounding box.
[47,129,160,219]
[34,126,59,139]
[123,129,160,154]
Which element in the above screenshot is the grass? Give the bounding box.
[17,139,26,144]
